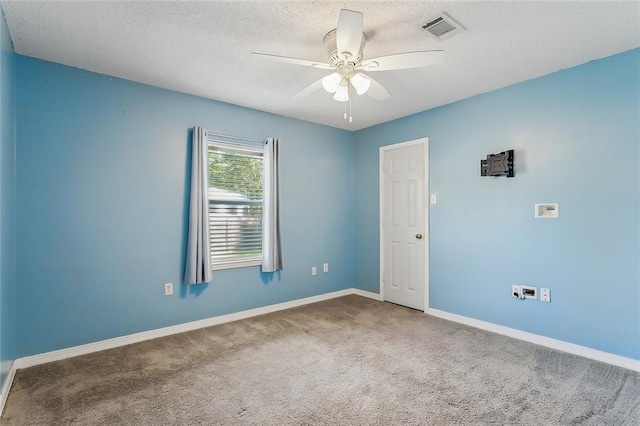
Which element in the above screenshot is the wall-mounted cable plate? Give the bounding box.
[521,285,537,300]
[535,203,559,218]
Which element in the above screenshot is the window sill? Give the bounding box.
[212,259,262,271]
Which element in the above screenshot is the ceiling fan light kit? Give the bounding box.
[322,71,371,100]
[252,9,445,122]
[333,83,350,102]
[322,72,341,93]
[351,73,371,96]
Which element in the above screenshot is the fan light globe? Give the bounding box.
[322,73,341,93]
[333,84,349,102]
[351,73,371,95]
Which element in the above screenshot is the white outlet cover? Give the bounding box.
[430,194,437,205]
[540,288,551,302]
[164,283,173,296]
[323,263,329,272]
[311,266,317,276]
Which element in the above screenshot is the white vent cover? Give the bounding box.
[422,12,466,40]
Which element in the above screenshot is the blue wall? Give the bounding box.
[15,56,356,357]
[0,7,16,388]
[354,49,640,360]
[10,45,640,361]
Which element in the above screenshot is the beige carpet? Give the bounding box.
[2,295,639,425]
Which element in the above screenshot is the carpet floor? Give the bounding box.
[2,295,639,425]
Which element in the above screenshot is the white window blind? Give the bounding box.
[208,143,263,269]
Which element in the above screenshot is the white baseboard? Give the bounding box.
[0,361,16,416]
[2,288,376,416]
[426,308,640,373]
[351,288,383,301]
[6,288,636,414]
[14,288,359,370]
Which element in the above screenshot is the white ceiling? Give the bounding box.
[3,1,639,131]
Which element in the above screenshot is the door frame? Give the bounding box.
[379,138,430,312]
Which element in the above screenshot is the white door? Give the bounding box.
[380,139,428,311]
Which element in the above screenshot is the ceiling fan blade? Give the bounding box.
[251,53,333,70]
[359,50,444,71]
[336,9,363,61]
[364,75,391,100]
[293,78,324,100]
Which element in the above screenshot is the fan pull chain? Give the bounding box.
[349,83,353,123]
[343,97,347,120]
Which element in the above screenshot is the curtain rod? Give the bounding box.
[206,132,265,144]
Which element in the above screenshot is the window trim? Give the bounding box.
[207,140,264,271]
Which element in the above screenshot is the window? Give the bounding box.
[208,142,264,270]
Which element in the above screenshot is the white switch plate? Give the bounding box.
[540,288,550,302]
[311,266,317,276]
[164,283,173,296]
[430,194,437,205]
[323,263,329,273]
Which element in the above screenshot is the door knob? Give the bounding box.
[415,233,423,240]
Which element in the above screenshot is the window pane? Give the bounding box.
[208,144,263,266]
[208,147,263,200]
[209,203,262,261]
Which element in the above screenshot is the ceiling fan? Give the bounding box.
[252,9,444,121]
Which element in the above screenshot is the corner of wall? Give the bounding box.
[0,0,17,399]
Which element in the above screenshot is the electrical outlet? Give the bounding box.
[430,194,437,205]
[323,263,329,273]
[164,282,173,296]
[540,288,551,302]
[311,266,317,276]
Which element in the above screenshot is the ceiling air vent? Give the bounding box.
[422,12,466,40]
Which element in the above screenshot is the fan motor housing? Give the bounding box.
[324,29,367,65]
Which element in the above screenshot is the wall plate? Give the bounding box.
[535,203,558,218]
[521,285,537,300]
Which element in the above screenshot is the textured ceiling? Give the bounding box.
[3,1,639,131]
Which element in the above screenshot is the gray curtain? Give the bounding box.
[262,138,283,272]
[184,126,212,285]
